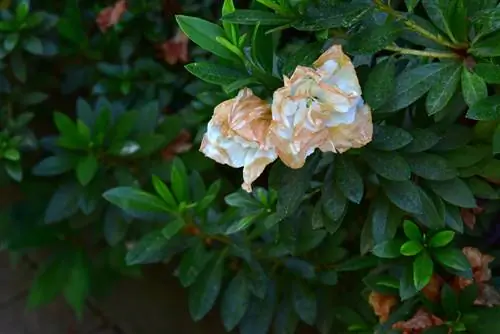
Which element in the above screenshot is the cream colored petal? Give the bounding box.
[319,102,373,154]
[242,148,277,192]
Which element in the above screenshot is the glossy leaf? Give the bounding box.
[461,68,488,107]
[413,251,433,291]
[363,58,396,110]
[426,63,461,115]
[221,271,250,331]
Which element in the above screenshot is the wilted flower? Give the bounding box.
[269,44,372,169]
[161,130,192,160]
[368,292,398,323]
[96,0,127,32]
[158,29,189,65]
[200,88,277,192]
[422,274,444,302]
[460,207,484,230]
[392,309,448,334]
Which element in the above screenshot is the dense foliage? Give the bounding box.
[2,0,500,333]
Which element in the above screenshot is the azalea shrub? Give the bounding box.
[3,0,500,333]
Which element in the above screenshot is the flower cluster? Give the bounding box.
[200,45,373,191]
[96,0,127,32]
[369,247,497,333]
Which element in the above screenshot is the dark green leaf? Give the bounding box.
[103,206,128,246]
[405,153,457,180]
[372,240,403,259]
[221,271,250,331]
[171,157,189,203]
[371,125,413,151]
[239,282,276,334]
[400,265,418,300]
[336,255,378,272]
[433,247,471,272]
[63,252,90,317]
[28,254,70,308]
[282,41,323,76]
[444,204,464,233]
[381,179,423,214]
[441,284,458,318]
[222,10,292,25]
[363,150,411,181]
[468,177,499,199]
[381,62,454,113]
[466,95,500,120]
[177,242,214,287]
[422,0,467,42]
[334,156,364,204]
[189,252,225,321]
[426,178,477,208]
[346,22,402,55]
[292,280,317,325]
[75,155,98,186]
[162,218,185,240]
[45,183,80,224]
[462,68,488,107]
[403,128,441,153]
[403,220,422,241]
[125,230,169,265]
[176,15,238,61]
[152,175,177,209]
[413,251,433,290]
[10,50,26,82]
[414,188,446,230]
[23,36,44,55]
[370,196,402,244]
[471,31,500,57]
[474,63,500,84]
[185,62,247,86]
[103,187,170,214]
[292,2,369,31]
[363,58,397,110]
[32,156,74,176]
[426,63,461,115]
[443,145,490,168]
[405,0,421,11]
[431,125,472,152]
[21,92,48,106]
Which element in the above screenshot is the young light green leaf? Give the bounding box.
[462,68,488,107]
[152,175,177,208]
[176,15,239,61]
[363,58,396,110]
[400,240,424,256]
[429,231,455,248]
[426,63,461,115]
[413,251,433,291]
[76,155,98,186]
[222,0,238,43]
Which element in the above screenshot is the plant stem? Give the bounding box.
[373,0,457,49]
[384,45,460,59]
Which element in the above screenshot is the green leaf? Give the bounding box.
[443,145,490,168]
[363,150,411,181]
[405,153,457,180]
[474,63,500,84]
[370,196,402,244]
[346,22,402,55]
[403,220,422,241]
[433,247,471,272]
[381,62,454,113]
[426,178,477,208]
[10,50,26,82]
[400,265,418,300]
[4,33,19,52]
[471,31,500,57]
[53,112,88,150]
[444,204,464,233]
[152,175,177,209]
[401,240,424,256]
[75,155,98,186]
[371,125,413,151]
[185,62,247,86]
[221,271,250,331]
[23,36,44,55]
[21,92,49,106]
[239,282,276,334]
[282,41,323,76]
[3,148,20,161]
[292,280,316,325]
[5,161,22,182]
[28,254,70,308]
[222,10,293,25]
[103,206,128,246]
[44,183,80,224]
[15,0,30,20]
[103,187,171,214]
[466,95,500,120]
[222,0,238,43]
[381,179,423,214]
[171,157,189,203]
[403,128,441,153]
[429,231,455,248]
[461,68,488,107]
[372,240,403,259]
[292,2,369,31]
[441,284,458,318]
[162,218,185,240]
[363,58,397,110]
[426,63,461,115]
[468,177,499,199]
[189,252,225,321]
[177,242,214,287]
[125,230,170,265]
[405,0,421,11]
[422,0,467,42]
[176,15,239,61]
[322,176,347,223]
[414,188,446,230]
[413,251,433,291]
[251,23,274,72]
[63,252,90,317]
[334,156,364,204]
[226,215,260,235]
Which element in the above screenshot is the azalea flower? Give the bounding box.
[96,0,127,32]
[199,88,277,192]
[392,308,449,334]
[158,29,189,65]
[269,44,372,169]
[369,291,398,323]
